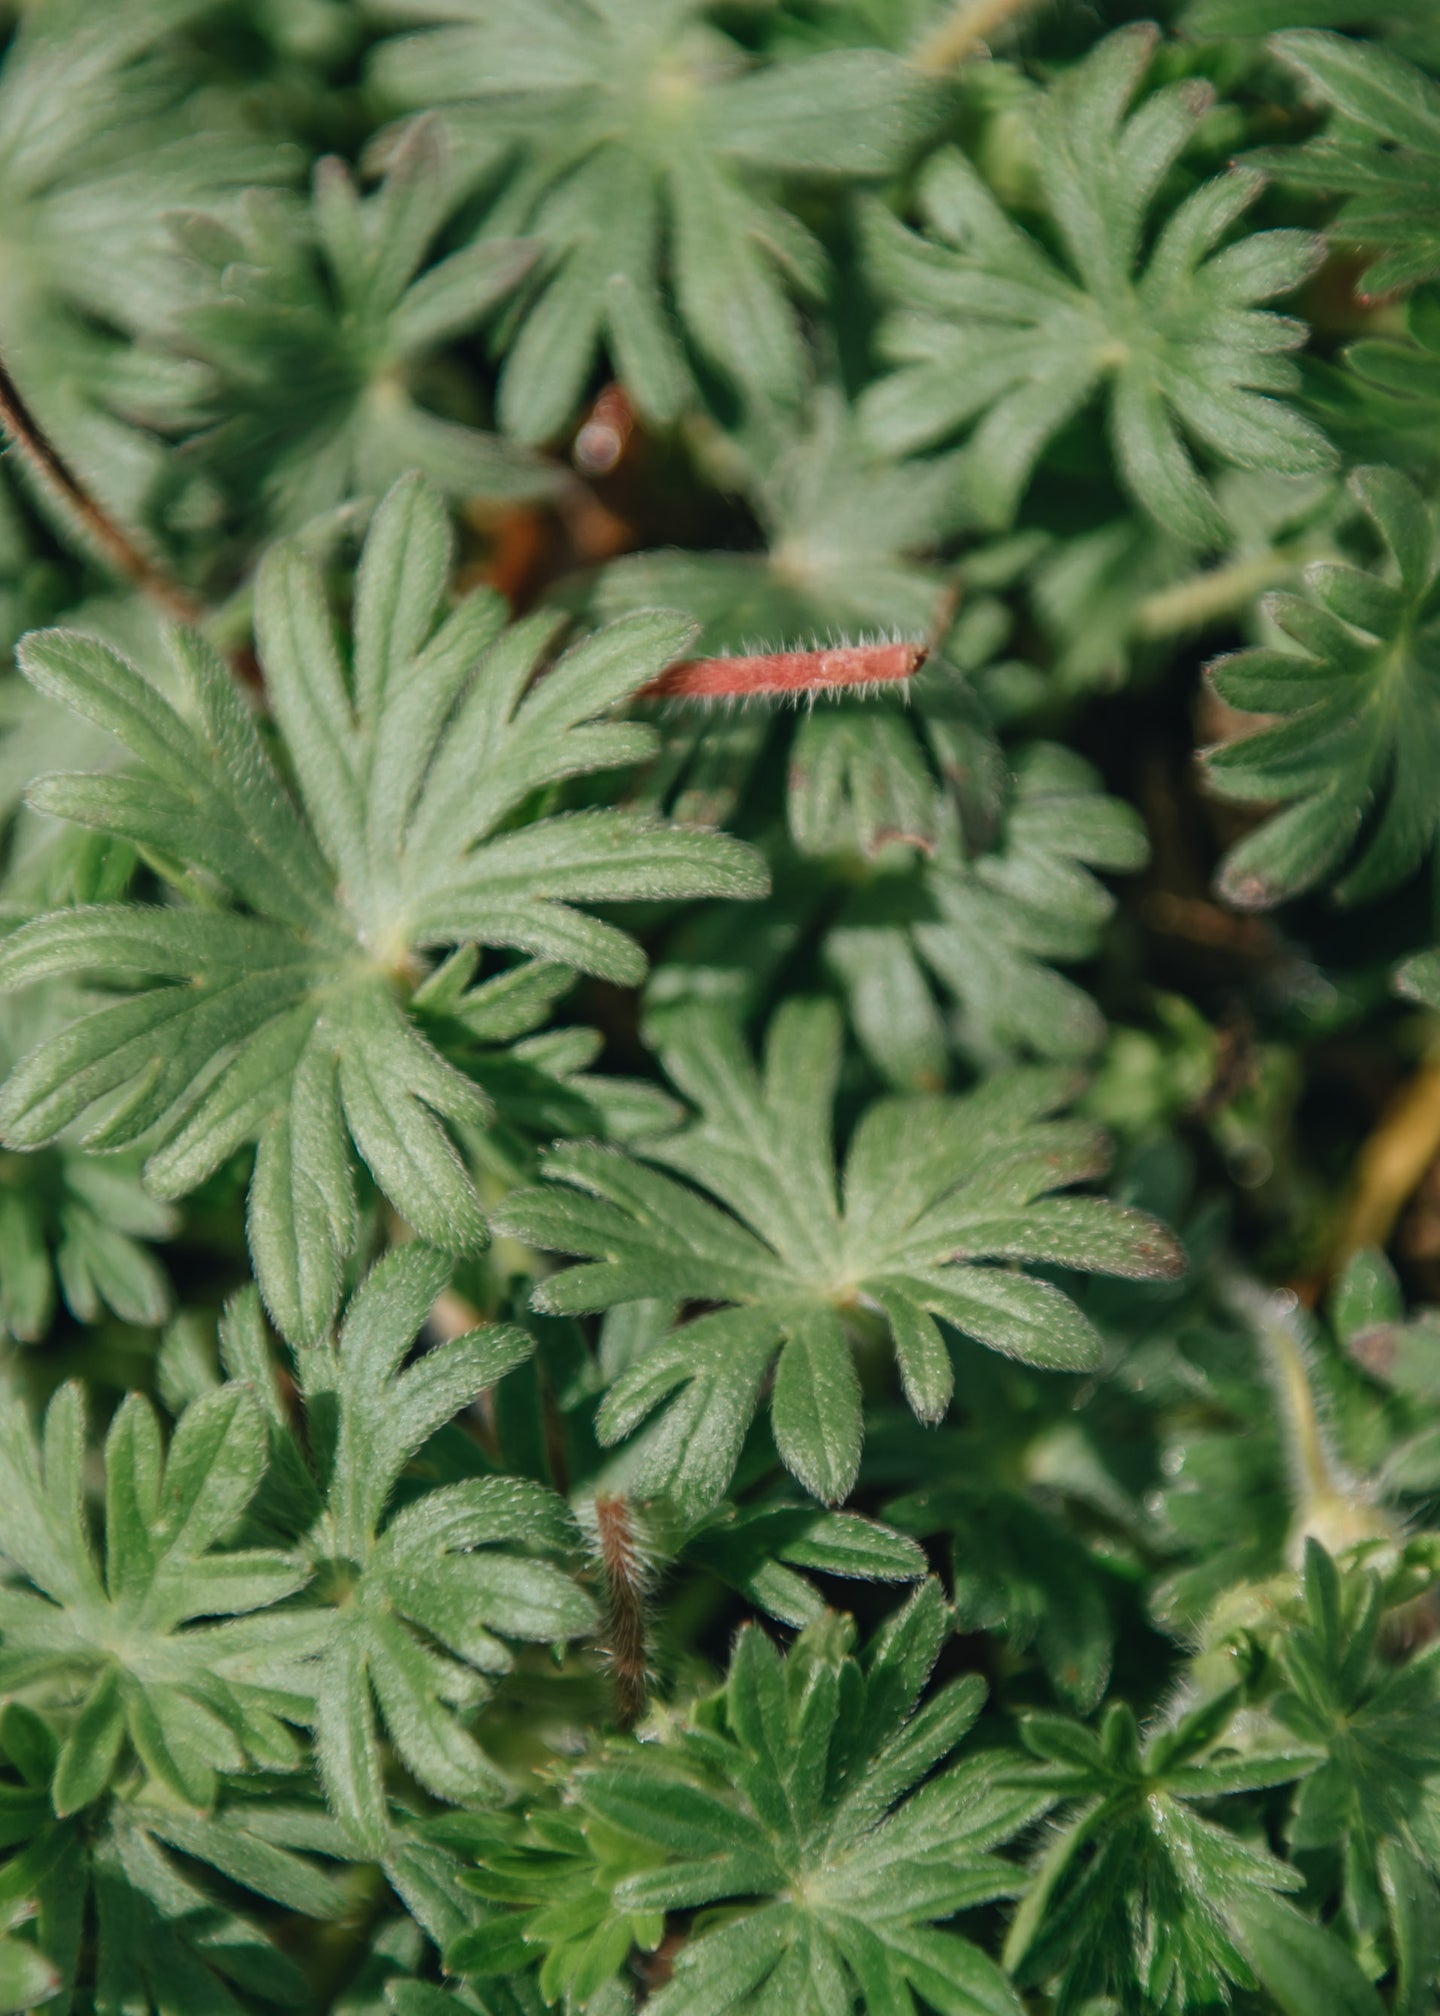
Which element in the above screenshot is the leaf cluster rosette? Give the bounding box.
[367,0,947,439]
[0,473,764,1343]
[861,24,1335,550]
[498,1000,1184,1512]
[167,120,555,539]
[448,1581,1047,2015]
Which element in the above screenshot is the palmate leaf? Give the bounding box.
[584,395,968,651]
[0,1375,312,1815]
[367,0,946,439]
[0,0,294,540]
[1272,1544,1440,1946]
[1258,31,1440,295]
[450,1581,1049,2016]
[218,1245,598,1853]
[643,741,1149,1092]
[0,473,765,1343]
[1153,1542,1440,2012]
[830,744,1151,1084]
[0,988,175,1343]
[1004,1689,1319,2015]
[1205,465,1440,910]
[496,1000,1184,1514]
[167,118,556,538]
[0,1705,351,2016]
[861,24,1335,551]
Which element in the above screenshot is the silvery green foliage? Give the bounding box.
[368,0,946,438]
[0,474,764,1343]
[2,6,1440,2013]
[1206,467,1440,909]
[497,1002,1183,1512]
[0,988,175,1343]
[1258,31,1440,294]
[861,25,1335,549]
[168,121,555,536]
[0,0,293,533]
[450,1582,1046,2014]
[212,1250,596,1848]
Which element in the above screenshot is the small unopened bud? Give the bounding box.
[588,1492,655,1732]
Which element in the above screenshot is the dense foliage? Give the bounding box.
[6,2,1440,2012]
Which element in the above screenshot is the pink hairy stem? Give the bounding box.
[635,639,928,702]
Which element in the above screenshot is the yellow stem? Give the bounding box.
[914,0,1040,71]
[1135,548,1306,640]
[1261,1291,1340,1514]
[1332,1058,1440,1268]
[1232,1279,1391,1561]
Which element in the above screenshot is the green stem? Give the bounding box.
[1134,546,1308,640]
[1229,1278,1391,1560]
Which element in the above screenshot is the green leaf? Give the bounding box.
[0,1934,60,2013]
[0,475,765,1340]
[681,1502,925,1628]
[6,1781,349,2016]
[451,1588,1040,2013]
[168,120,552,535]
[1267,1544,1440,1946]
[1231,1889,1387,2016]
[216,1254,595,1843]
[835,746,1149,1080]
[52,1671,124,1818]
[0,1378,309,1813]
[1330,1247,1405,1350]
[498,1006,1181,1511]
[771,1306,864,1503]
[0,988,176,1341]
[369,3,945,436]
[1005,1688,1314,2010]
[1263,31,1440,294]
[1207,466,1440,908]
[861,28,1332,547]
[0,4,294,544]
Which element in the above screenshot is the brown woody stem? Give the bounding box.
[0,354,204,626]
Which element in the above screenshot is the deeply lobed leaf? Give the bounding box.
[0,473,765,1340]
[497,1002,1183,1512]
